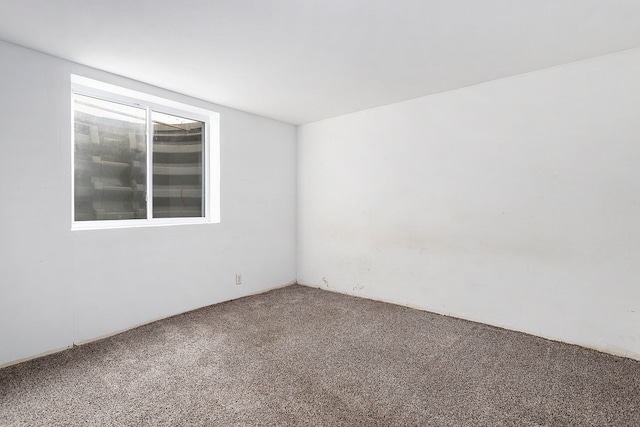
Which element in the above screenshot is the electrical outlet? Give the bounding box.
[236,273,242,285]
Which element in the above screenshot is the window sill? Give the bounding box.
[71,217,219,231]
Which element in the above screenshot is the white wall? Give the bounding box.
[3,40,640,368]
[298,48,640,360]
[0,41,297,367]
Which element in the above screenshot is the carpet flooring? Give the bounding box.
[1,284,640,426]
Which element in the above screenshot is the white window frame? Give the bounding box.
[71,75,220,230]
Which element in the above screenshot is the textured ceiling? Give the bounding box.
[2,0,640,124]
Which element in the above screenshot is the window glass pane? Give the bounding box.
[152,111,204,218]
[74,95,147,221]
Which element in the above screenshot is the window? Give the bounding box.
[71,76,219,229]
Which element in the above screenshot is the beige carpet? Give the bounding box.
[1,284,639,426]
